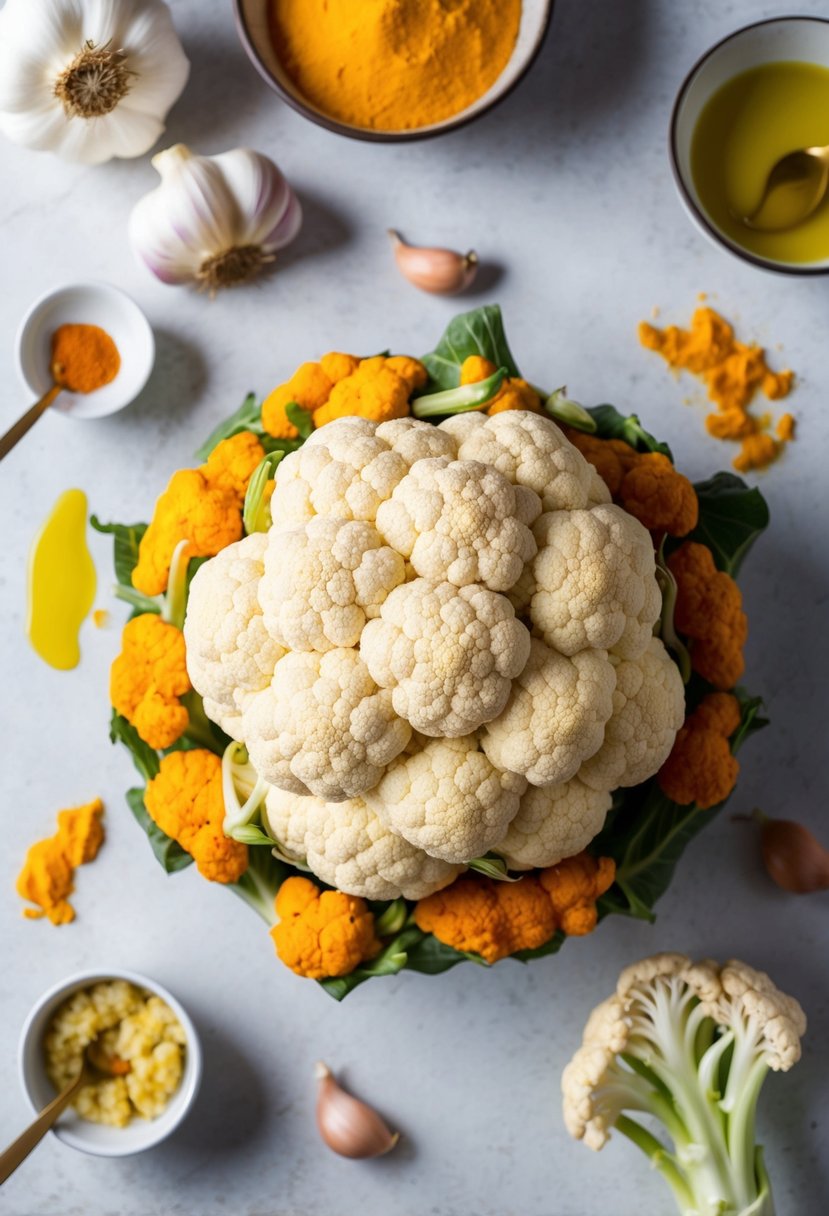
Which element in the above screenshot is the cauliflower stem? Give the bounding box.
[562,955,806,1216]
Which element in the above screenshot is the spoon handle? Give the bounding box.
[0,1068,86,1184]
[0,383,62,463]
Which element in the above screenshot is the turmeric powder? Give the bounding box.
[51,324,120,394]
[17,799,104,924]
[638,306,795,472]
[268,0,522,132]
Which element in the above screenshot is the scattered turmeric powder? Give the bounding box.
[669,542,747,690]
[413,852,616,964]
[17,799,104,924]
[268,0,522,132]
[144,749,248,883]
[92,608,109,628]
[638,306,795,472]
[659,693,741,809]
[51,324,120,394]
[271,876,380,978]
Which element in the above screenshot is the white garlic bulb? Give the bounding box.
[129,144,303,292]
[0,0,189,165]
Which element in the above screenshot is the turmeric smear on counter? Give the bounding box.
[638,307,795,473]
[16,799,104,925]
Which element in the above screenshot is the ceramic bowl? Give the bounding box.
[234,0,553,142]
[16,282,155,420]
[18,968,202,1157]
[670,16,829,275]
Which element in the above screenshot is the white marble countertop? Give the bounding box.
[1,1,827,1213]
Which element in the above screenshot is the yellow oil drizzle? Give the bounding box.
[27,490,96,670]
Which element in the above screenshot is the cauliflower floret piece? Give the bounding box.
[366,735,527,863]
[376,457,538,592]
[361,578,531,737]
[579,638,685,792]
[531,504,661,660]
[448,411,594,512]
[375,416,458,463]
[263,785,462,900]
[587,464,612,506]
[270,416,458,527]
[241,649,411,801]
[482,638,616,787]
[258,516,405,652]
[184,534,285,739]
[506,564,536,616]
[494,778,612,869]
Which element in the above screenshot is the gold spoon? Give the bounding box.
[0,1035,130,1183]
[0,382,63,462]
[744,143,829,231]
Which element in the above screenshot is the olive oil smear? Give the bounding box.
[27,489,96,670]
[691,61,829,263]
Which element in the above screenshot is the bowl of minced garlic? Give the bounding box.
[234,0,553,140]
[18,972,201,1155]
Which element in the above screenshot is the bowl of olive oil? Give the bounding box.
[671,17,829,273]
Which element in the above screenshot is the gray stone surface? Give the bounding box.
[0,1,826,1213]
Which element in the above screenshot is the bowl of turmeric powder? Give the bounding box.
[16,282,155,421]
[234,0,553,141]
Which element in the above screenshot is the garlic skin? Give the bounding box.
[0,0,189,165]
[389,230,478,295]
[129,145,303,292]
[315,1062,399,1159]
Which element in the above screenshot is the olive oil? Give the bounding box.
[691,61,829,264]
[27,489,96,670]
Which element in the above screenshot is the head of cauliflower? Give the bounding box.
[185,413,684,900]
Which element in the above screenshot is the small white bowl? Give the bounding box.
[234,0,553,142]
[15,282,155,420]
[18,968,202,1157]
[670,16,829,275]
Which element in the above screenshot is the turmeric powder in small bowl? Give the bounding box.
[15,282,154,420]
[235,0,553,140]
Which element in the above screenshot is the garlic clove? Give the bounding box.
[315,1062,400,1159]
[389,230,478,295]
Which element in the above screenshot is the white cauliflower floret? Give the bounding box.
[271,416,457,526]
[366,735,526,863]
[447,411,594,512]
[241,648,411,801]
[263,785,461,900]
[375,416,458,463]
[506,564,536,615]
[579,638,685,792]
[376,457,538,591]
[257,516,405,652]
[494,778,612,869]
[531,504,661,660]
[481,638,615,787]
[260,784,313,863]
[361,578,531,737]
[184,533,285,739]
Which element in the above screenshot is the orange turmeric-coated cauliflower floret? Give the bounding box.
[669,542,747,689]
[270,876,380,979]
[414,873,557,964]
[312,356,412,427]
[458,355,541,415]
[538,853,616,937]
[144,749,248,883]
[132,433,264,596]
[618,452,699,537]
[659,693,741,809]
[563,430,641,497]
[262,361,335,439]
[385,355,428,393]
[320,351,361,384]
[110,614,191,749]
